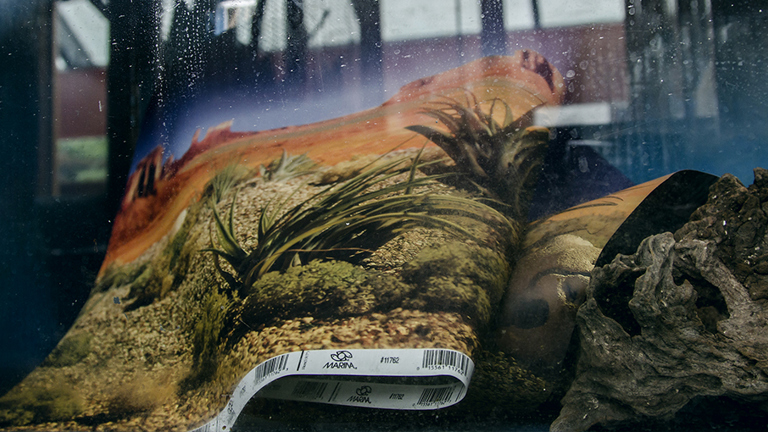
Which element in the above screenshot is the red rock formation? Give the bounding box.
[167,120,259,175]
[121,145,165,209]
[103,52,565,270]
[120,121,258,210]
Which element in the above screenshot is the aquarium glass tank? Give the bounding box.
[1,0,768,431]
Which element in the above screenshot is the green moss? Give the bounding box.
[0,378,84,426]
[242,260,411,324]
[163,201,204,286]
[133,264,155,288]
[400,242,510,327]
[408,276,494,324]
[459,349,551,416]
[41,333,92,368]
[185,288,231,386]
[105,372,176,419]
[207,154,512,292]
[121,201,205,311]
[167,220,191,270]
[240,245,509,327]
[93,261,145,293]
[122,264,163,310]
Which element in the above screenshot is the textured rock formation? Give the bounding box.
[552,169,768,431]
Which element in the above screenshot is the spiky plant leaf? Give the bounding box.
[407,91,550,220]
[205,154,514,292]
[201,165,250,272]
[260,149,316,182]
[203,198,247,270]
[208,163,250,204]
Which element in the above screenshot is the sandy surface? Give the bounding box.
[1,148,508,432]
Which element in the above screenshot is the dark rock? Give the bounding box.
[552,169,768,431]
[676,168,768,305]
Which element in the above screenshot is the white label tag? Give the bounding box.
[258,376,467,409]
[191,348,474,432]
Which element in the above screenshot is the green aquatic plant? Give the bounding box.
[185,287,231,386]
[242,259,410,324]
[115,201,204,311]
[202,163,255,291]
[260,149,317,182]
[206,153,514,292]
[406,91,551,220]
[166,201,204,271]
[0,377,84,426]
[105,371,176,418]
[41,333,92,368]
[206,163,252,204]
[400,242,511,327]
[93,261,146,293]
[206,189,248,291]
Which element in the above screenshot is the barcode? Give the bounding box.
[421,349,469,376]
[290,380,328,400]
[416,386,455,406]
[254,353,290,383]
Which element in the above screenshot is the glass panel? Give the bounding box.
[3,1,768,431]
[538,0,625,27]
[381,0,482,41]
[52,0,110,196]
[503,0,536,30]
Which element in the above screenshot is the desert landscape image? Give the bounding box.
[0,51,573,431]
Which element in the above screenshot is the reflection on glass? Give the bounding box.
[3,1,768,431]
[53,0,109,196]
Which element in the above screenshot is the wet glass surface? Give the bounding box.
[1,1,768,431]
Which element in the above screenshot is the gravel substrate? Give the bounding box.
[0,148,505,432]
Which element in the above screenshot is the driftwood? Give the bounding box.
[553,169,768,431]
